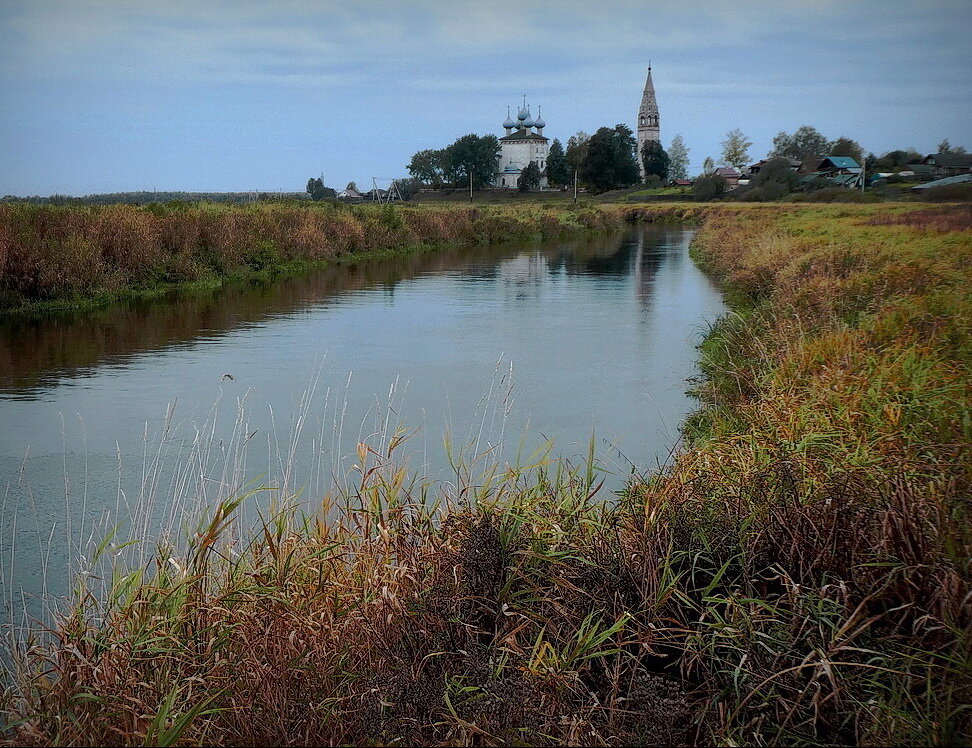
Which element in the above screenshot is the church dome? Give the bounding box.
[517,105,529,122]
[503,114,515,129]
[521,107,534,128]
[534,108,545,129]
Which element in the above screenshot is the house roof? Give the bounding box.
[911,173,972,190]
[499,130,549,142]
[921,153,972,168]
[819,156,860,170]
[750,157,802,171]
[715,167,740,177]
[831,173,862,186]
[800,172,861,186]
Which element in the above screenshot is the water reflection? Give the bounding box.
[1,233,642,399]
[0,224,725,620]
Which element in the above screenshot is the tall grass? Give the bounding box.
[1,203,969,745]
[0,202,621,312]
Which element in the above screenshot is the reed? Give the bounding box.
[0,202,624,314]
[1,203,968,746]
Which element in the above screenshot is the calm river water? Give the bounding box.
[0,224,724,618]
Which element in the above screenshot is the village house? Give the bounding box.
[714,167,741,189]
[918,153,972,179]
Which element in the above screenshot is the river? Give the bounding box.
[0,223,724,620]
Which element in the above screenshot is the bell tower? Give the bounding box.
[637,64,660,179]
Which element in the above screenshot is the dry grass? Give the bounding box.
[0,202,622,312]
[1,202,969,746]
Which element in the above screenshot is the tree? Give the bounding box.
[829,137,864,165]
[407,149,446,187]
[875,149,923,170]
[565,131,590,176]
[770,125,829,161]
[346,181,358,193]
[702,156,715,174]
[579,124,640,194]
[937,138,967,155]
[443,134,500,188]
[641,140,670,181]
[752,156,800,194]
[667,134,689,181]
[306,177,329,200]
[518,161,541,192]
[692,173,726,201]
[721,128,753,169]
[546,139,570,186]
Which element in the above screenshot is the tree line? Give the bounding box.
[403,122,965,199]
[405,124,680,195]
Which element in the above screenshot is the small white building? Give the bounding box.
[495,99,549,189]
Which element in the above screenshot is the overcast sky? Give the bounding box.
[1,0,969,195]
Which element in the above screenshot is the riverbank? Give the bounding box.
[2,203,969,746]
[0,202,622,315]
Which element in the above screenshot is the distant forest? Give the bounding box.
[0,191,309,206]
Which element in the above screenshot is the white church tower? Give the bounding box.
[495,97,549,189]
[637,65,660,180]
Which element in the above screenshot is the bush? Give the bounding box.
[692,173,727,201]
[789,187,878,203]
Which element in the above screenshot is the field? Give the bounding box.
[1,202,969,746]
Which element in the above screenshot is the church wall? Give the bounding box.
[496,136,549,189]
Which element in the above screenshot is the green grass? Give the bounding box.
[1,202,969,746]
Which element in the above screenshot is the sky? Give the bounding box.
[1,0,970,196]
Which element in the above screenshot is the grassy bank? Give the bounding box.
[0,201,621,315]
[2,204,969,746]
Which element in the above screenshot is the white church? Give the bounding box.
[493,68,659,189]
[494,98,549,189]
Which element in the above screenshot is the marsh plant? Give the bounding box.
[1,203,969,746]
[0,202,620,313]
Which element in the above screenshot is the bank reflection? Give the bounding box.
[0,225,687,399]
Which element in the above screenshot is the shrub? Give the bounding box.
[691,173,727,201]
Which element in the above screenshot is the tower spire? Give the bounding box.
[637,64,660,179]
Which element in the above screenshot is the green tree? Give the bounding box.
[565,131,590,176]
[875,149,923,170]
[702,156,715,174]
[306,177,328,200]
[770,125,830,162]
[641,140,670,181]
[345,181,358,192]
[829,137,864,164]
[752,156,800,194]
[518,161,541,192]
[667,134,689,181]
[691,173,726,201]
[407,149,446,187]
[580,124,640,194]
[444,134,500,188]
[546,139,570,186]
[721,128,753,169]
